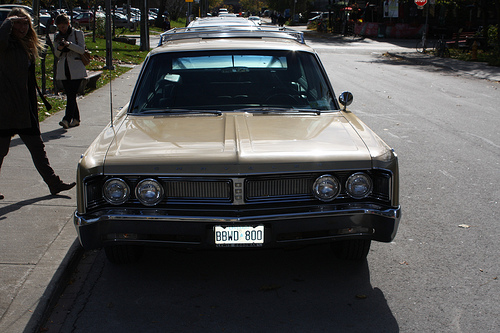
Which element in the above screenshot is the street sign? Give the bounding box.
[414,0,427,6]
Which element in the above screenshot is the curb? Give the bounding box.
[29,239,84,333]
[386,51,452,69]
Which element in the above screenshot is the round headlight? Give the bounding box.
[346,173,373,199]
[135,178,164,206]
[312,175,340,202]
[103,178,130,205]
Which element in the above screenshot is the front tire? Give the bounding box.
[104,245,144,264]
[331,239,371,260]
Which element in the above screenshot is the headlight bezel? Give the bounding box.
[103,178,131,205]
[312,174,341,202]
[135,178,164,206]
[346,172,373,199]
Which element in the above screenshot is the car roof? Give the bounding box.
[157,25,306,49]
[0,4,33,14]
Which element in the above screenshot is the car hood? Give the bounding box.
[101,112,376,174]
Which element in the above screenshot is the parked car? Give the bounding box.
[113,12,138,30]
[187,16,257,28]
[248,16,262,25]
[0,4,53,33]
[307,12,330,27]
[117,7,155,25]
[309,11,323,18]
[0,4,33,15]
[219,13,238,17]
[72,11,93,28]
[39,9,56,33]
[74,25,401,264]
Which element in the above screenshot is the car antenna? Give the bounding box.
[109,73,113,127]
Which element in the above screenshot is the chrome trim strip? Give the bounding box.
[158,26,305,46]
[75,206,401,226]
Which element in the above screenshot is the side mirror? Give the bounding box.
[339,91,353,111]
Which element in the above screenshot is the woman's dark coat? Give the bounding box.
[0,19,39,133]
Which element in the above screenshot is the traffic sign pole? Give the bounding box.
[415,0,429,52]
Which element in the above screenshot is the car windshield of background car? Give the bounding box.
[130,50,337,113]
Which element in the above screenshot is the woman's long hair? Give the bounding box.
[8,7,44,61]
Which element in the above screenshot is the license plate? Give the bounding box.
[214,225,264,246]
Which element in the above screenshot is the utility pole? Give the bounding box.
[32,0,40,29]
[105,0,114,70]
[140,0,150,51]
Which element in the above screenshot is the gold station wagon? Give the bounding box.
[74,26,401,263]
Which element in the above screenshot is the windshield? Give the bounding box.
[130,50,337,113]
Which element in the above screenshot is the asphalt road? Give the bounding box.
[41,35,500,332]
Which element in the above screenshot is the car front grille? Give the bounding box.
[163,179,232,199]
[84,171,392,211]
[246,177,312,199]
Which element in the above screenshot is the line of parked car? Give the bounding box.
[72,10,138,31]
[73,6,161,31]
[0,4,161,34]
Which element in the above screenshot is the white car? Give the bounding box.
[187,16,257,28]
[248,16,262,25]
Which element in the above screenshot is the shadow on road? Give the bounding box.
[53,244,399,332]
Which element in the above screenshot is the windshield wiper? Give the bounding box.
[139,109,222,116]
[235,107,323,115]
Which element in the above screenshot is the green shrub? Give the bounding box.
[96,17,106,37]
[487,25,499,66]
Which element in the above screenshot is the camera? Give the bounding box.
[59,39,66,47]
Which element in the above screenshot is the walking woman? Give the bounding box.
[54,13,87,129]
[0,8,75,199]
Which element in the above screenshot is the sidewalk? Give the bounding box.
[0,64,143,333]
[385,51,500,82]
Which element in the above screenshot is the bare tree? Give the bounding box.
[164,0,187,21]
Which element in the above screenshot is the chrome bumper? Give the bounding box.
[74,205,401,250]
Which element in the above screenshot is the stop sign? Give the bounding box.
[415,0,427,6]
